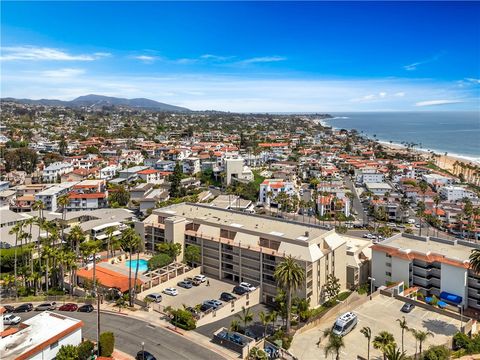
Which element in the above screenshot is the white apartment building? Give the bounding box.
[422,173,453,187]
[439,185,478,202]
[35,182,78,211]
[224,158,254,186]
[365,182,392,196]
[356,169,384,184]
[259,179,296,206]
[42,162,74,183]
[183,157,201,175]
[371,233,480,311]
[1,311,83,360]
[100,165,121,180]
[138,203,347,306]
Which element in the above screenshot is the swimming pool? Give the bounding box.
[126,259,148,272]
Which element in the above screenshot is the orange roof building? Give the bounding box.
[76,264,143,293]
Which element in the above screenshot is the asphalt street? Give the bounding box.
[17,310,226,360]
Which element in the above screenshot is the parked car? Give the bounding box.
[240,282,256,292]
[200,303,214,312]
[145,293,163,303]
[3,305,14,313]
[3,314,21,325]
[407,218,416,224]
[186,306,200,318]
[185,277,201,286]
[193,275,207,283]
[220,292,237,302]
[35,302,56,311]
[177,280,193,289]
[233,285,248,295]
[14,303,33,313]
[136,351,157,360]
[163,287,178,296]
[59,303,78,312]
[87,254,102,262]
[77,304,94,313]
[400,303,415,313]
[332,312,358,337]
[202,300,221,309]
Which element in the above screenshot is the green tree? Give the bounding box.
[396,316,409,353]
[77,340,95,360]
[274,255,306,333]
[184,244,200,265]
[258,311,269,338]
[384,345,407,360]
[373,331,396,360]
[79,240,102,291]
[157,242,182,261]
[236,306,254,330]
[120,228,141,306]
[108,185,130,207]
[169,162,184,198]
[470,249,480,274]
[99,331,115,357]
[56,344,78,360]
[248,347,268,360]
[323,329,345,360]
[147,253,173,270]
[361,326,372,360]
[57,194,70,243]
[420,345,450,360]
[410,329,434,358]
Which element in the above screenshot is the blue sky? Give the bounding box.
[1,1,479,112]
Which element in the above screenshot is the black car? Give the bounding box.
[232,285,248,295]
[200,303,215,312]
[220,292,237,302]
[400,303,415,313]
[3,305,15,313]
[14,303,33,313]
[136,351,157,360]
[78,304,94,313]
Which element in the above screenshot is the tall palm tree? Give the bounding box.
[373,331,396,360]
[80,240,102,293]
[469,249,480,274]
[360,326,372,360]
[323,328,345,360]
[410,329,434,358]
[396,316,408,353]
[433,195,441,236]
[104,226,116,258]
[236,306,254,330]
[418,181,428,236]
[120,228,141,306]
[68,225,86,256]
[268,310,277,335]
[33,199,45,220]
[57,194,70,243]
[258,311,269,338]
[274,255,306,333]
[9,222,24,297]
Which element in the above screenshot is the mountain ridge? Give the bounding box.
[1,94,190,112]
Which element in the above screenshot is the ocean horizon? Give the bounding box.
[322,111,480,162]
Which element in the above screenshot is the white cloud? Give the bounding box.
[403,52,444,71]
[0,46,110,61]
[200,54,232,61]
[394,92,406,97]
[465,78,480,85]
[379,92,387,98]
[132,55,157,64]
[40,68,86,78]
[237,56,286,65]
[415,99,463,107]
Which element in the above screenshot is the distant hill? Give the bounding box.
[1,94,190,112]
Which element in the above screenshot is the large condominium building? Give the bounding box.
[439,185,478,202]
[224,158,253,186]
[371,233,480,311]
[42,162,74,183]
[259,179,296,206]
[137,203,347,306]
[35,182,78,211]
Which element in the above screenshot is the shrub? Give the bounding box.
[147,253,173,270]
[56,344,79,360]
[77,340,95,360]
[99,331,115,357]
[420,345,451,360]
[171,308,196,330]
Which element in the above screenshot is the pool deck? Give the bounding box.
[98,257,151,282]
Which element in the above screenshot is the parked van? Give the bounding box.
[145,293,162,303]
[332,312,357,336]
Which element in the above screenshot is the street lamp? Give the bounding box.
[141,342,145,360]
[368,277,375,300]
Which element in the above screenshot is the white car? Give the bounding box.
[87,254,102,262]
[3,314,21,325]
[193,275,207,283]
[163,287,178,296]
[407,218,416,224]
[240,282,256,292]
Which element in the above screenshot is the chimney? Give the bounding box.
[305,231,309,238]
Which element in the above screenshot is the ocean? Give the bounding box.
[322,111,480,162]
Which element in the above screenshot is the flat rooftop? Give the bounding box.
[153,202,330,242]
[1,311,83,359]
[36,182,78,196]
[378,234,479,263]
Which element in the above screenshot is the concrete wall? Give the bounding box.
[196,288,261,327]
[371,249,387,287]
[30,328,82,360]
[441,263,468,307]
[164,217,186,261]
[391,256,411,286]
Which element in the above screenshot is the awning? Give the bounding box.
[440,291,462,305]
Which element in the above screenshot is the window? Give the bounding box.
[386,262,391,267]
[386,254,392,258]
[50,341,59,349]
[386,272,392,277]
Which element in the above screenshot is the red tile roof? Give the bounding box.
[77,266,143,292]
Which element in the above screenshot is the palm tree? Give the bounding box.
[373,331,396,360]
[258,311,269,338]
[120,228,141,306]
[268,310,277,335]
[384,345,407,360]
[104,226,116,258]
[229,319,241,332]
[236,306,254,331]
[9,222,24,297]
[418,181,428,236]
[80,240,102,294]
[248,347,268,360]
[32,199,45,220]
[410,329,434,358]
[469,249,480,274]
[57,194,70,243]
[274,255,306,333]
[68,225,86,256]
[396,316,408,353]
[360,326,372,360]
[433,195,441,236]
[323,329,345,360]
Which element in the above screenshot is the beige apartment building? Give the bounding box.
[137,202,347,306]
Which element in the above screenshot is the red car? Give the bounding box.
[59,303,78,312]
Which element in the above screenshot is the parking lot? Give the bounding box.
[291,295,462,359]
[141,277,235,309]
